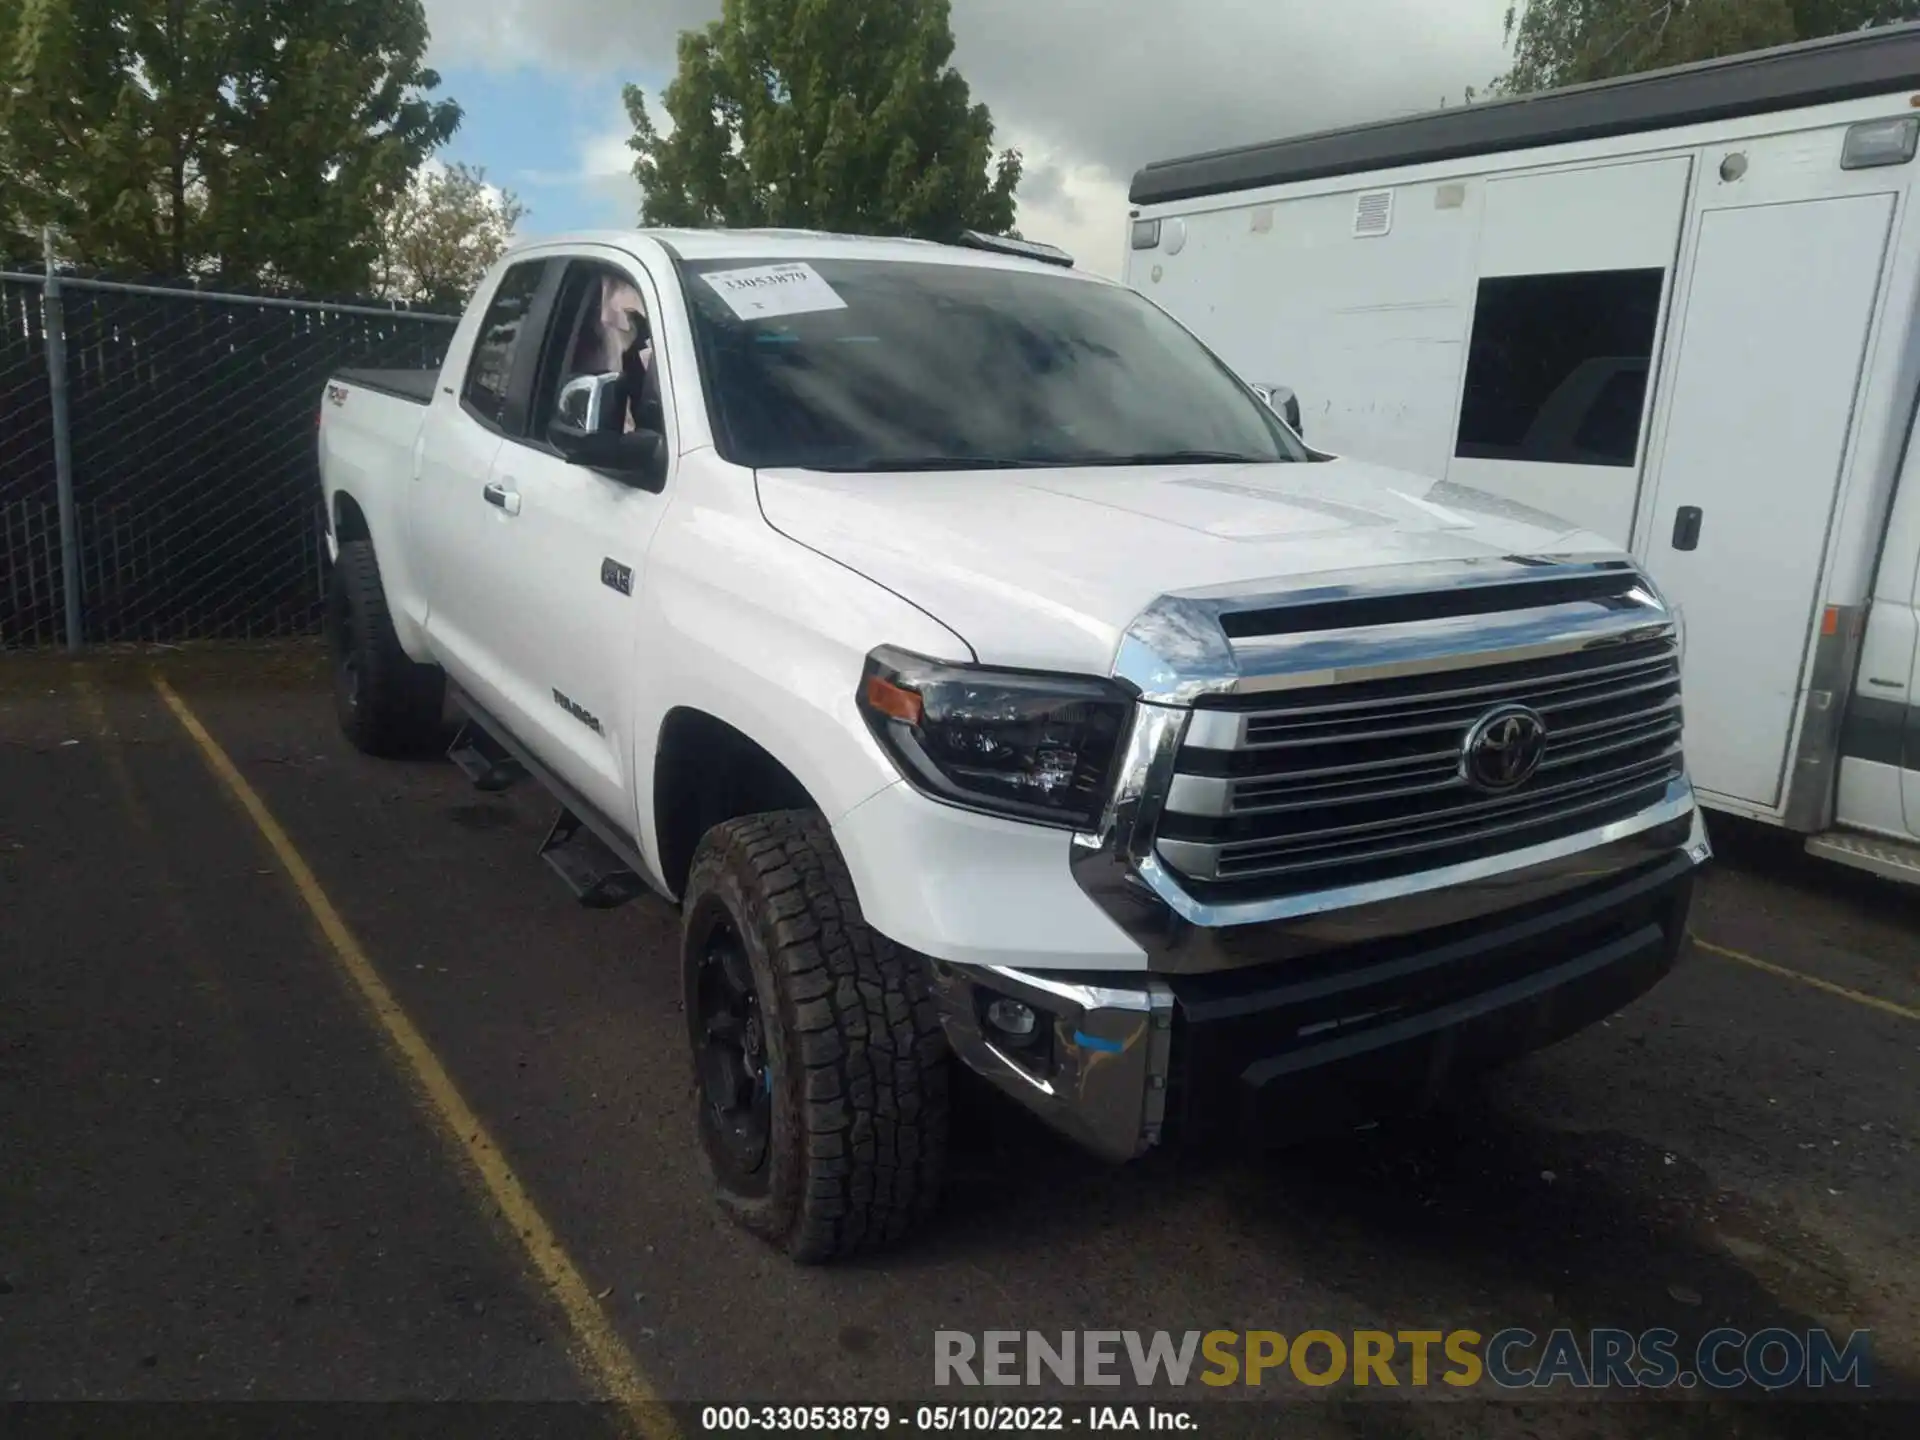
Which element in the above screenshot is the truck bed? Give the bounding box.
[338,368,438,405]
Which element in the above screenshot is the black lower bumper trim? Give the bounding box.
[1164,854,1696,1146]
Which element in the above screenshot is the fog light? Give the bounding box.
[985,998,1038,1039]
[1686,808,1713,866]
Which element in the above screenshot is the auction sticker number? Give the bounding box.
[700,262,848,321]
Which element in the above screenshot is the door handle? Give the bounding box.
[482,481,522,516]
[1671,505,1702,551]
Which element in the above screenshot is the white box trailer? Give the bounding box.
[1125,24,1920,884]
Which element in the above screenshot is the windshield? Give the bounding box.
[677,255,1307,472]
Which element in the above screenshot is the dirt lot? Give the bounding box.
[3,644,1917,1437]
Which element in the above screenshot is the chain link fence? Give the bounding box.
[1,271,458,649]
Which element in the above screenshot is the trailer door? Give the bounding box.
[1909,552,1920,836]
[1645,193,1896,811]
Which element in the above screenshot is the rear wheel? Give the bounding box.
[326,539,444,756]
[681,811,949,1261]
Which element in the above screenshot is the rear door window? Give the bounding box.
[463,261,549,429]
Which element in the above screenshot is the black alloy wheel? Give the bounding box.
[690,909,773,1187]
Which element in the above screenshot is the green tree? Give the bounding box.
[624,0,1021,241]
[0,0,459,289]
[1496,1,1920,94]
[375,162,526,309]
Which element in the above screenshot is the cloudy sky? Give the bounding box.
[423,0,1516,277]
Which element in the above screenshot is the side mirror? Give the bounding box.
[549,373,666,486]
[1251,382,1303,436]
[554,372,621,435]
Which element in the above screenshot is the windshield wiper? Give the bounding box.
[808,450,1280,473]
[1075,450,1276,466]
[813,456,1036,472]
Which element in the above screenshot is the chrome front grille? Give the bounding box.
[1154,635,1684,894]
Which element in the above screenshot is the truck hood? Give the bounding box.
[755,458,1619,674]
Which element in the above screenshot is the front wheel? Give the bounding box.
[680,811,949,1262]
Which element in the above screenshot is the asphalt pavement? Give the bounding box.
[2,643,1916,1439]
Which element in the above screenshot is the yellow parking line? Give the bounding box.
[1692,934,1920,1023]
[151,674,675,1437]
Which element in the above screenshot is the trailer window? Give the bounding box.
[1455,268,1663,468]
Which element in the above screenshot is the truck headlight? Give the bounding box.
[857,646,1133,829]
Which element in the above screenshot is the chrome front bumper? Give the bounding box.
[933,806,1712,1162]
[929,964,1175,1162]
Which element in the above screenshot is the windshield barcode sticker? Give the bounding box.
[701,262,848,320]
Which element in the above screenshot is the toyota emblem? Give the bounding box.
[1461,704,1548,793]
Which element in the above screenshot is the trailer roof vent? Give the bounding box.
[1353,189,1394,238]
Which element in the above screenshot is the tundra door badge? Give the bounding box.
[601,558,633,596]
[552,689,605,735]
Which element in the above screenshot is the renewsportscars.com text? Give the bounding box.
[933,1328,1874,1392]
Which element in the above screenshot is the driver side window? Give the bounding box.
[533,261,666,444]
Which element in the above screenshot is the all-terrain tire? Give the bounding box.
[680,810,950,1262]
[326,538,445,757]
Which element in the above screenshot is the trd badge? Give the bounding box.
[601,558,633,596]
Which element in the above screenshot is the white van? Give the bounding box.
[1126,24,1920,884]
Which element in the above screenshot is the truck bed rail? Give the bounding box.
[338,368,438,405]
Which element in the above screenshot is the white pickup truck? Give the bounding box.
[317,227,1712,1262]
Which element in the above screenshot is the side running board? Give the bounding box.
[1806,829,1920,886]
[442,687,661,912]
[447,720,526,792]
[540,809,651,909]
